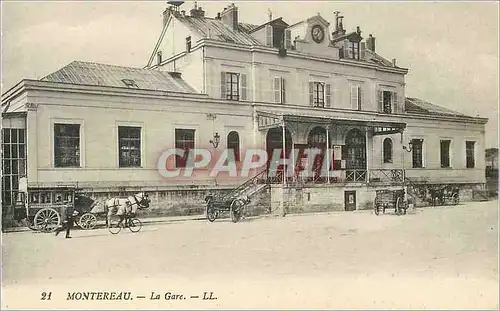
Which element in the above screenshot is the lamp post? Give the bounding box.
[402,140,413,183]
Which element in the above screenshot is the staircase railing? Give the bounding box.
[220,168,269,201]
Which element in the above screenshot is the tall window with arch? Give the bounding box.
[383,138,393,163]
[227,131,240,162]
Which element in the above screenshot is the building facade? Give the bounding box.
[1,3,488,223]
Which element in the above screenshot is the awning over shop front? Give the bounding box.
[257,111,406,136]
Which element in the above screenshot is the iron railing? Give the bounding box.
[369,169,404,183]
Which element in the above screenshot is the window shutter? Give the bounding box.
[350,85,358,110]
[285,29,292,49]
[265,25,273,47]
[377,89,384,112]
[221,71,226,99]
[344,39,351,59]
[357,86,362,110]
[360,42,366,59]
[325,83,331,108]
[273,77,281,103]
[281,77,286,104]
[309,82,314,106]
[240,74,247,101]
[392,91,398,113]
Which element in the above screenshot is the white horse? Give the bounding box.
[91,192,150,226]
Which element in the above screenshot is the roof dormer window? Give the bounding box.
[349,41,360,60]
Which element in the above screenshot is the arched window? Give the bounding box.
[307,126,327,147]
[227,131,240,162]
[383,138,393,163]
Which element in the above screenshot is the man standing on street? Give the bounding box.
[55,203,78,239]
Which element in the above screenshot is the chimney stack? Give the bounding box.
[162,7,171,27]
[220,3,239,31]
[190,1,205,18]
[392,58,397,67]
[366,34,376,52]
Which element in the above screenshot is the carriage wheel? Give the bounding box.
[373,202,380,215]
[78,213,97,230]
[34,208,61,233]
[108,219,122,234]
[452,194,460,205]
[128,218,142,233]
[207,205,217,222]
[231,200,243,223]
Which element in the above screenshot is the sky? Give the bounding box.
[1,1,498,148]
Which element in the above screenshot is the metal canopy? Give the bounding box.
[257,111,406,135]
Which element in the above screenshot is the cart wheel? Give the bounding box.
[108,219,122,234]
[231,200,243,223]
[78,213,97,230]
[207,205,217,222]
[452,194,460,205]
[128,218,142,233]
[34,208,61,232]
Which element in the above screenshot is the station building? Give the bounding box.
[1,3,488,222]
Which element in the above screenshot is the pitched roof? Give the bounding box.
[247,17,289,33]
[177,15,261,45]
[238,22,259,33]
[365,49,394,67]
[405,97,467,117]
[41,61,197,93]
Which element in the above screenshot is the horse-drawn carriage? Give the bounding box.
[15,179,150,232]
[204,193,248,223]
[373,189,408,216]
[17,185,96,232]
[426,185,460,206]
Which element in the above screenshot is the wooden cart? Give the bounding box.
[373,189,408,216]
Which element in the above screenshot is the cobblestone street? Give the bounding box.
[2,201,498,309]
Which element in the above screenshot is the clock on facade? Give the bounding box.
[311,25,325,43]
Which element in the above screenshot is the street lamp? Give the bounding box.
[403,140,413,153]
[209,132,220,149]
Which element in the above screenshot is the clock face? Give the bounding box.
[311,25,325,43]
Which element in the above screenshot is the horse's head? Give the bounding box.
[133,192,151,210]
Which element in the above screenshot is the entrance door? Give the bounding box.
[344,190,356,211]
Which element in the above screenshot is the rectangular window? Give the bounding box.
[224,72,239,101]
[411,139,424,168]
[440,140,451,168]
[54,124,80,167]
[118,126,141,167]
[272,27,285,48]
[466,141,475,168]
[350,85,362,110]
[2,128,27,207]
[383,91,392,114]
[273,77,286,104]
[350,41,360,60]
[312,82,325,108]
[175,129,195,168]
